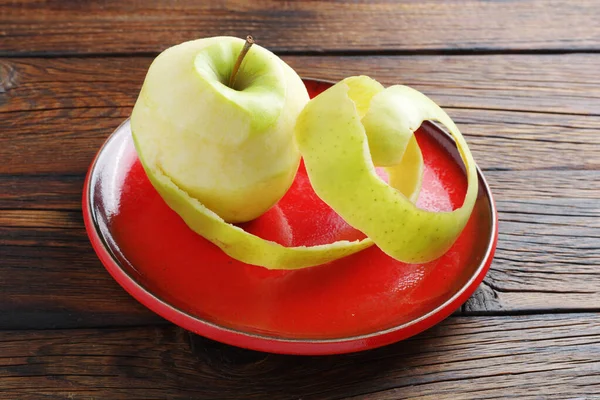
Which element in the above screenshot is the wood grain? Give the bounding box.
[4,107,599,175]
[2,0,600,55]
[0,314,598,399]
[468,198,600,313]
[0,243,164,329]
[286,54,600,116]
[3,54,600,114]
[0,174,82,210]
[2,56,600,174]
[0,211,164,329]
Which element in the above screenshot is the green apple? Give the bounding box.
[131,37,373,269]
[295,76,478,263]
[132,36,307,223]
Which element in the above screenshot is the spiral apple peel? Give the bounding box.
[295,76,478,264]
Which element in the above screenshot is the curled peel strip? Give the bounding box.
[137,164,374,270]
[295,76,478,264]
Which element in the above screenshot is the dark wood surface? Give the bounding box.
[2,0,600,55]
[1,1,599,398]
[0,314,599,399]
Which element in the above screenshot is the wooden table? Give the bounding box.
[1,1,599,398]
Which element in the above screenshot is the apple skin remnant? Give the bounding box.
[131,36,308,223]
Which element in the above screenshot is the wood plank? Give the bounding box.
[0,174,82,210]
[0,314,598,399]
[2,56,600,175]
[485,170,600,201]
[0,243,164,329]
[446,109,600,171]
[4,107,599,175]
[466,198,600,313]
[466,173,600,313]
[1,0,600,55]
[3,54,600,115]
[0,208,164,328]
[286,54,600,116]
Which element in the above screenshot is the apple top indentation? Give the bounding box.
[193,39,286,134]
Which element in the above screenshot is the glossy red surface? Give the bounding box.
[83,79,498,354]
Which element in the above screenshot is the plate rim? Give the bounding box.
[82,79,498,355]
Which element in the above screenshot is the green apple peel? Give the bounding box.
[296,76,478,264]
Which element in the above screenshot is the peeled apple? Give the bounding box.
[132,36,306,223]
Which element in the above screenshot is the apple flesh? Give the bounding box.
[295,76,478,263]
[131,36,307,223]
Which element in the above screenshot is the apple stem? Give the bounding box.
[228,35,255,89]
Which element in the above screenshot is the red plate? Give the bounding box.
[83,79,498,355]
